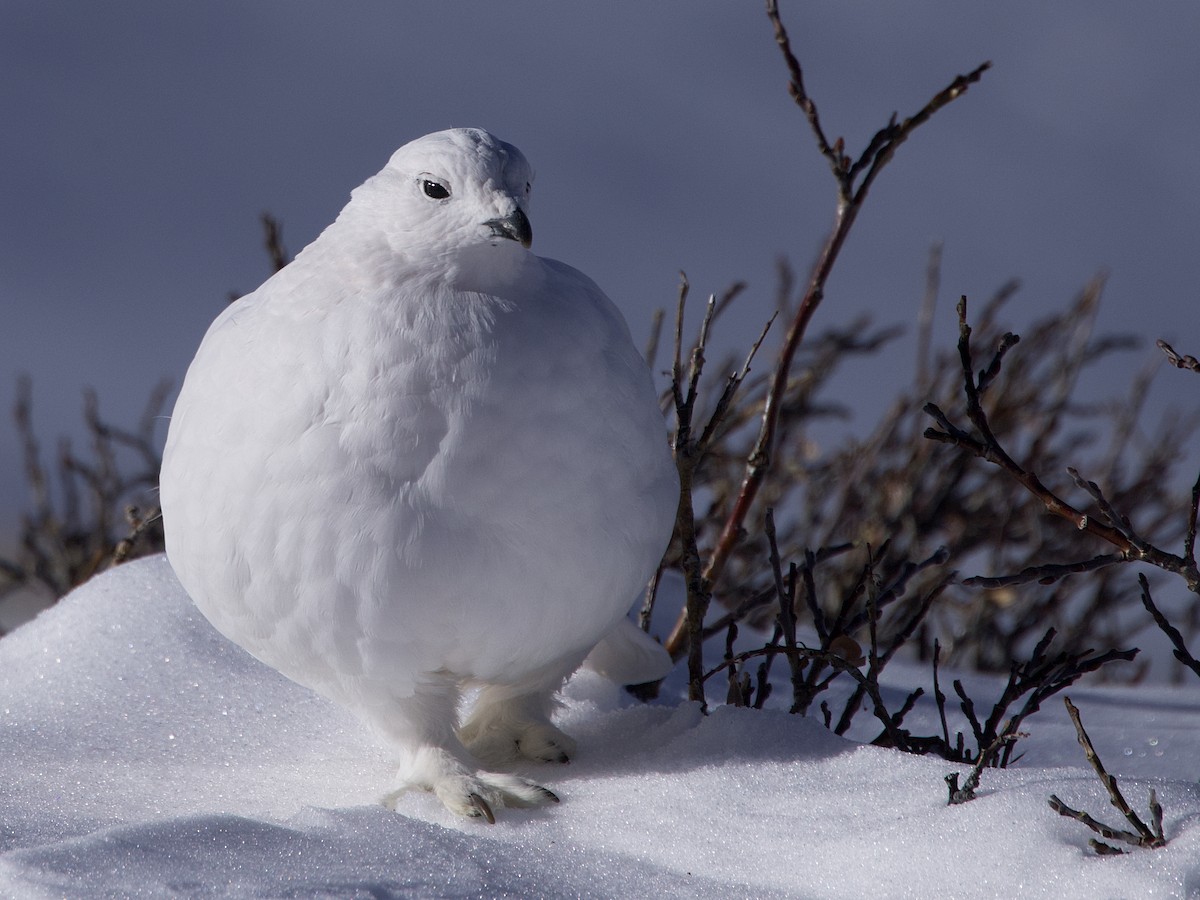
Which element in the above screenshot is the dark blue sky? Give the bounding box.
[3,2,1199,545]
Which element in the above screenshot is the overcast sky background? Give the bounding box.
[2,2,1199,549]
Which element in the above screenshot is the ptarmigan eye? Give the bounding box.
[421,179,450,200]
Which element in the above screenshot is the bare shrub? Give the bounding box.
[0,213,292,628]
[636,2,1199,781]
[0,377,168,623]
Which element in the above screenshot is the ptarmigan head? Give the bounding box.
[346,128,534,258]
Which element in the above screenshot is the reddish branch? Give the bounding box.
[663,0,989,661]
[709,7,989,588]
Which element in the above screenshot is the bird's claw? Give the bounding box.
[518,737,570,764]
[467,792,496,824]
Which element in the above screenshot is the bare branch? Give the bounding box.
[702,5,989,603]
[261,212,290,273]
[1049,698,1168,852]
[924,297,1200,594]
[1137,573,1200,678]
[1157,339,1200,373]
[946,722,1025,804]
[963,554,1125,589]
[765,0,840,183]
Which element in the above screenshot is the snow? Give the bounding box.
[2,556,1199,898]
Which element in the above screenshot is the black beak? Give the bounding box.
[484,208,533,248]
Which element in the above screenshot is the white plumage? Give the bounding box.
[160,128,678,821]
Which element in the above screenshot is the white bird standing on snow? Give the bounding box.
[160,128,679,822]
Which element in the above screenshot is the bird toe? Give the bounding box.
[435,771,559,822]
[516,723,576,764]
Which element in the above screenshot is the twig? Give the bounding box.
[932,641,952,752]
[668,276,773,707]
[833,562,952,736]
[261,212,289,273]
[2,378,168,603]
[963,553,1125,589]
[1068,467,1136,541]
[765,510,807,712]
[1136,573,1200,678]
[946,721,1025,804]
[1157,339,1200,373]
[697,2,989,611]
[638,566,664,633]
[109,506,163,567]
[949,628,1136,769]
[1186,469,1200,573]
[703,643,908,750]
[924,297,1200,594]
[1048,698,1168,853]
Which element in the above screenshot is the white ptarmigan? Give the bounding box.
[159,128,679,822]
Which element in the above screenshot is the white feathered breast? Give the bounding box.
[162,221,676,702]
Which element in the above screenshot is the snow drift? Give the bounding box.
[1,556,1198,897]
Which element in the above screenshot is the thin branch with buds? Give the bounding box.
[1049,697,1168,853]
[924,296,1200,594]
[663,1,989,662]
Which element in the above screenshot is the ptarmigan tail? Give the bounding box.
[581,617,673,685]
